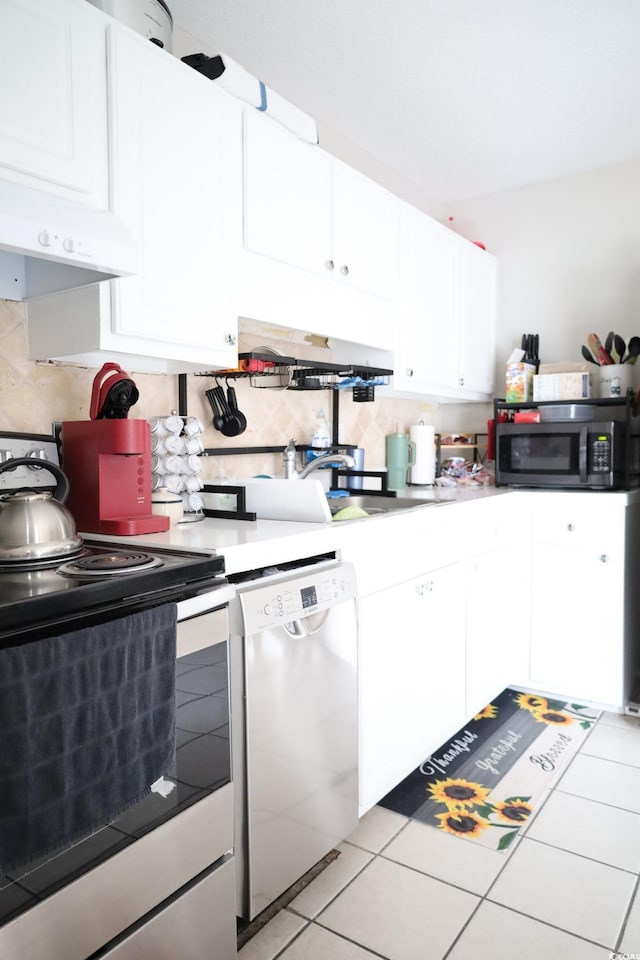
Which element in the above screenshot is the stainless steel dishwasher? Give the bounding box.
[229,557,358,921]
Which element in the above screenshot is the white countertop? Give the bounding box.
[85,483,640,576]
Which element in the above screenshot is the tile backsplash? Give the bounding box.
[0,299,491,484]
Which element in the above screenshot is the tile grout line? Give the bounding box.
[519,833,639,876]
[555,785,640,816]
[481,898,620,952]
[614,872,640,953]
[579,750,640,771]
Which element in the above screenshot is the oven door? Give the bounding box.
[496,422,589,487]
[0,586,236,960]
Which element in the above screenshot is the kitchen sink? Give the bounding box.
[328,494,445,517]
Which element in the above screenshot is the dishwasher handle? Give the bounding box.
[283,609,330,638]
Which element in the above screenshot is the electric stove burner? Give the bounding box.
[57,550,164,579]
[0,547,88,573]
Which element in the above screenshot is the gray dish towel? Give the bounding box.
[0,603,177,874]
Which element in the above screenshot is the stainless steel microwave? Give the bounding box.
[495,420,640,489]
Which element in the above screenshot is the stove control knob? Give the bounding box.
[26,450,47,469]
[0,450,14,466]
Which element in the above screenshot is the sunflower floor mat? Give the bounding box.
[378,688,600,851]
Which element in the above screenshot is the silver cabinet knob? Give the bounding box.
[458,377,464,387]
[600,554,609,563]
[224,332,237,346]
[567,523,575,532]
[324,259,335,271]
[339,264,349,276]
[406,368,414,378]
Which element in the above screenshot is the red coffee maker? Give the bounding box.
[62,363,170,535]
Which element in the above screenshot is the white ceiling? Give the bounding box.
[170,0,640,204]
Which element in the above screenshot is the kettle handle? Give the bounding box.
[0,458,70,503]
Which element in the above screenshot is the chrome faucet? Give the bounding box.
[282,439,356,479]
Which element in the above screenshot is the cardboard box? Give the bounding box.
[537,361,591,375]
[533,371,592,401]
[505,362,536,402]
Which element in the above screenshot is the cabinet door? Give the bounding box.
[466,544,529,718]
[395,205,457,393]
[529,509,625,706]
[358,562,466,814]
[332,161,399,301]
[106,26,241,367]
[0,0,108,206]
[457,238,496,396]
[243,108,332,275]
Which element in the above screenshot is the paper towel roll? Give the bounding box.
[409,424,435,485]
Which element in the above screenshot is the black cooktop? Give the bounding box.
[0,542,225,645]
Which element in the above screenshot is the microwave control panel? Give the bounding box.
[591,434,612,473]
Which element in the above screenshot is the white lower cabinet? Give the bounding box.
[527,496,640,708]
[357,561,466,815]
[465,544,530,718]
[341,491,638,816]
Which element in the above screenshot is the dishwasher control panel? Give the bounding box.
[239,562,357,633]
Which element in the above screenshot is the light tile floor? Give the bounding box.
[238,710,640,960]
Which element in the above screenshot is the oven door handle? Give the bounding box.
[579,425,589,483]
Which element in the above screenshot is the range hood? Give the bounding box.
[0,179,138,302]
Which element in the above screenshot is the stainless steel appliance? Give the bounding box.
[230,558,358,921]
[0,431,236,960]
[496,419,640,489]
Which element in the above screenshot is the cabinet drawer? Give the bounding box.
[532,507,625,552]
[101,859,236,960]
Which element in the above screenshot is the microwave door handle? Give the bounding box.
[579,425,589,482]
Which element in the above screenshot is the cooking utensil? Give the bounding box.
[605,331,614,360]
[625,336,640,364]
[613,334,627,364]
[205,388,225,431]
[214,384,244,437]
[0,458,82,563]
[587,333,613,365]
[226,383,247,435]
[581,345,598,364]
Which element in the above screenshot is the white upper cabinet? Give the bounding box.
[28,22,243,373]
[393,205,495,400]
[239,109,398,350]
[0,0,108,208]
[394,206,458,394]
[457,236,496,396]
[331,159,399,302]
[243,109,332,276]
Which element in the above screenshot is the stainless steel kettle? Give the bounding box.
[0,459,82,563]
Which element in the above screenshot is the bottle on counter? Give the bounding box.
[306,409,331,463]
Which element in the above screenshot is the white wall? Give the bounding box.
[448,157,640,393]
